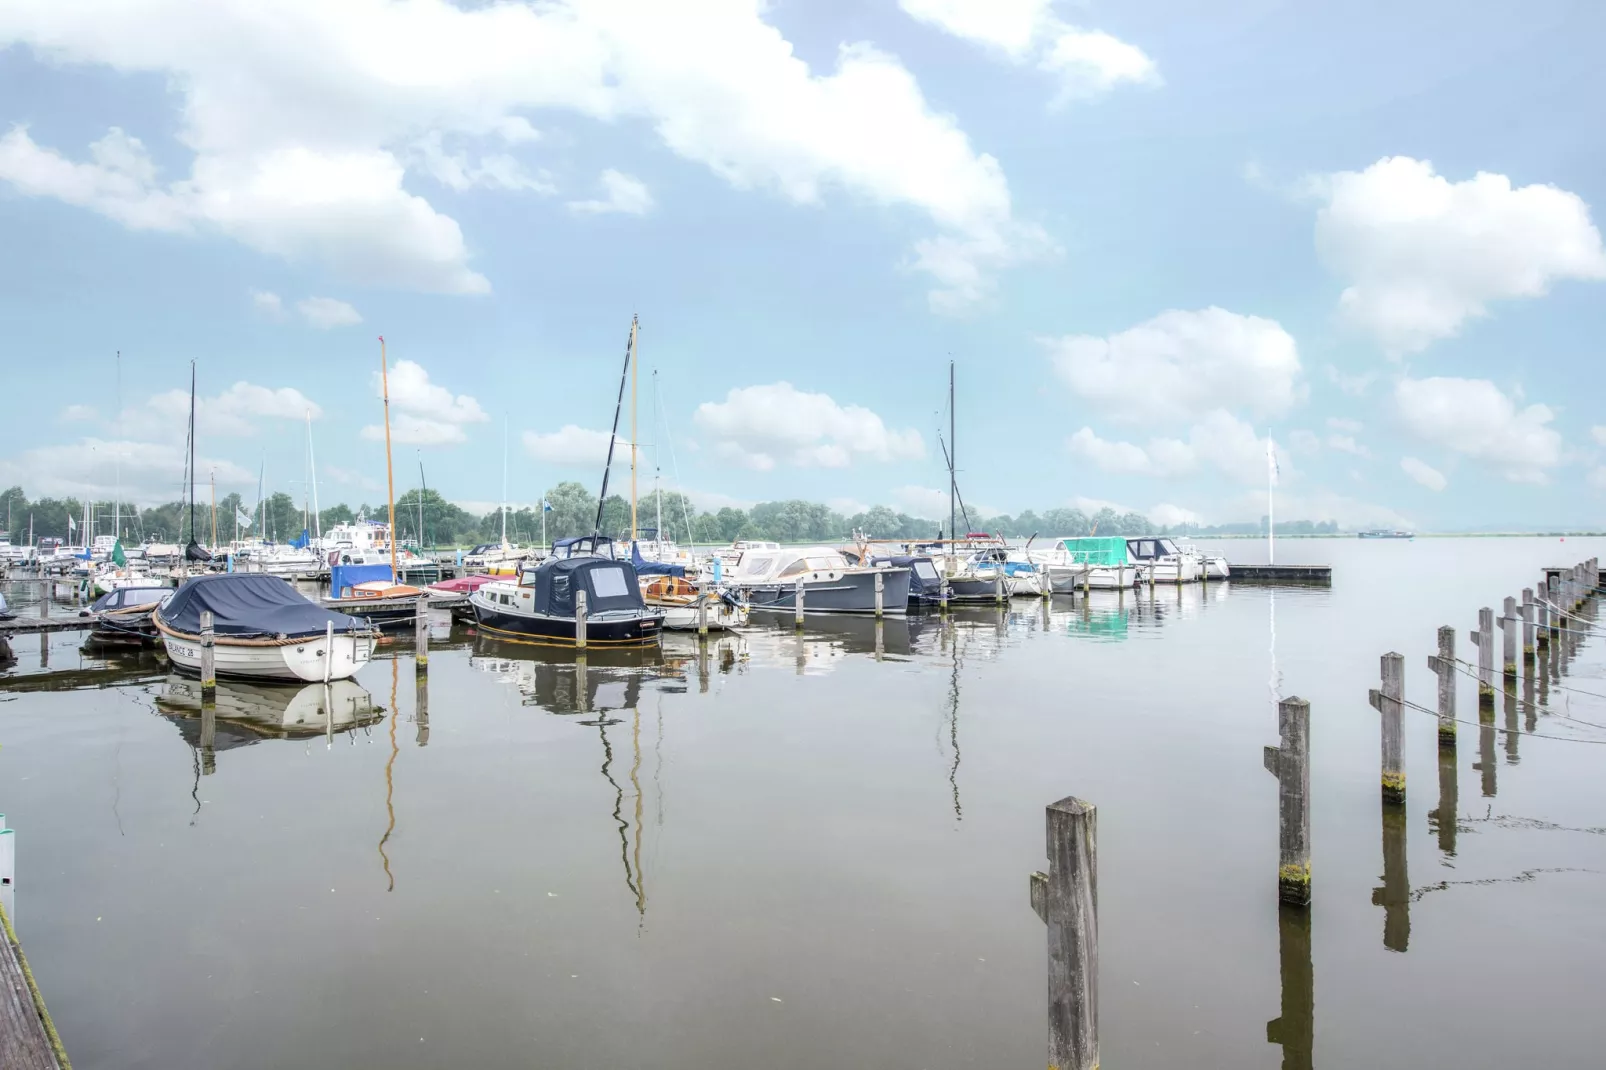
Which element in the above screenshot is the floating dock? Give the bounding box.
[0,846,69,1069]
[1227,564,1332,583]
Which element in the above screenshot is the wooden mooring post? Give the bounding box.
[993,569,1004,606]
[874,572,884,619]
[199,610,216,702]
[1547,575,1562,642]
[1471,607,1494,708]
[1028,796,1098,1070]
[1521,588,1536,668]
[1263,697,1312,905]
[1535,587,1550,650]
[794,577,805,630]
[575,590,588,650]
[414,595,429,673]
[1427,626,1456,748]
[1499,595,1518,679]
[697,583,709,638]
[1368,653,1406,803]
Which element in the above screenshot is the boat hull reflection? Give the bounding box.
[156,674,383,738]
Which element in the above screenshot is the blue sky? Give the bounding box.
[2,0,1604,531]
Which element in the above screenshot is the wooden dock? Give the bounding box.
[0,875,69,1069]
[1228,564,1332,583]
[0,617,95,637]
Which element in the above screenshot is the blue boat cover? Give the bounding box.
[158,573,366,638]
[290,528,310,549]
[330,563,394,596]
[631,541,686,577]
[872,555,943,599]
[522,556,648,617]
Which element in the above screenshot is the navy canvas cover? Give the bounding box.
[159,573,365,638]
[873,555,943,599]
[529,557,647,617]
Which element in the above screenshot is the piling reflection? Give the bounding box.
[1503,685,1520,765]
[1372,803,1410,952]
[1266,902,1315,1070]
[156,674,382,746]
[1430,746,1458,858]
[1474,694,1498,797]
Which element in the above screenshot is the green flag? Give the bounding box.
[112,538,126,567]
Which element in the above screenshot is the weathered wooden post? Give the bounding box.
[414,595,429,673]
[1521,588,1536,669]
[1028,796,1098,1070]
[794,577,805,630]
[575,589,588,650]
[1427,626,1456,748]
[1040,564,1052,601]
[939,581,950,613]
[697,583,709,638]
[322,622,333,683]
[993,568,1004,606]
[1535,589,1550,651]
[1503,684,1520,765]
[1081,568,1090,598]
[1263,697,1312,905]
[1499,596,1518,681]
[874,571,885,619]
[1472,608,1494,708]
[1547,575,1562,640]
[40,578,49,619]
[200,609,216,702]
[1367,653,1406,804]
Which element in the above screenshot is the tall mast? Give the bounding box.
[948,359,955,544]
[188,360,197,545]
[210,470,217,548]
[418,456,427,549]
[501,417,508,548]
[595,318,634,537]
[379,336,399,581]
[307,409,322,541]
[629,315,639,542]
[114,350,121,542]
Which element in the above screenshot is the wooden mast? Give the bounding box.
[629,315,639,542]
[379,336,399,582]
[210,470,217,549]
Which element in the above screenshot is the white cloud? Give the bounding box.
[1067,411,1287,485]
[0,0,1036,310]
[251,289,284,317]
[695,382,924,471]
[1590,468,1606,492]
[1394,376,1561,483]
[0,437,254,504]
[1592,426,1606,447]
[61,404,98,422]
[1148,502,1202,528]
[323,464,382,493]
[1069,496,1133,516]
[361,359,488,445]
[1400,456,1447,492]
[1048,307,1301,426]
[1327,417,1364,434]
[132,381,322,440]
[899,0,1159,104]
[568,169,654,216]
[828,497,872,517]
[892,485,950,518]
[523,425,615,467]
[1220,487,1413,530]
[1327,434,1370,458]
[1288,429,1320,454]
[296,296,362,329]
[1310,156,1606,354]
[1325,365,1377,397]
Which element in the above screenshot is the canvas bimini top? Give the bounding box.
[157,573,370,639]
[516,556,649,617]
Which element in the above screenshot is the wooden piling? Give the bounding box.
[1535,588,1550,649]
[1500,596,1518,678]
[199,610,216,701]
[794,578,805,629]
[575,590,588,650]
[414,595,429,672]
[1028,796,1098,1070]
[1427,626,1456,748]
[1547,575,1562,640]
[1521,588,1537,666]
[874,572,884,619]
[1263,696,1312,905]
[1040,564,1052,601]
[1081,568,1090,598]
[697,583,709,638]
[939,581,950,613]
[39,580,48,619]
[1473,607,1494,708]
[1368,653,1406,804]
[993,569,1004,606]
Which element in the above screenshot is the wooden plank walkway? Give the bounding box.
[0,617,95,637]
[0,900,68,1069]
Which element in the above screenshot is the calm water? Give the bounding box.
[4,537,1606,1069]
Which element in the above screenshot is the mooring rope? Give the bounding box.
[1449,656,1606,702]
[1396,693,1606,745]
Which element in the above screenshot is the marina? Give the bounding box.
[3,537,1606,1067]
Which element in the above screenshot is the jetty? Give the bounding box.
[1227,564,1332,583]
[0,817,69,1069]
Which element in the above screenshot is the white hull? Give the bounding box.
[653,600,747,631]
[1046,564,1140,591]
[161,630,374,682]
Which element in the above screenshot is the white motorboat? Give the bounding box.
[725,545,911,615]
[463,540,534,570]
[1124,536,1204,583]
[154,573,376,681]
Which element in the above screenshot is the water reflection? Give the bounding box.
[1431,746,1459,859]
[1373,802,1410,952]
[155,674,383,745]
[1266,902,1314,1070]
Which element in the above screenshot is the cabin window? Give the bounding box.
[1160,539,1180,555]
[1137,540,1159,558]
[913,561,940,581]
[589,566,631,599]
[777,558,808,578]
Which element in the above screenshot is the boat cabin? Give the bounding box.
[92,585,173,612]
[548,535,621,560]
[502,556,649,617]
[1125,537,1185,563]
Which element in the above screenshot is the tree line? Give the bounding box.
[1,483,1331,549]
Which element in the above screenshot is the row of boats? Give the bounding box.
[39,531,1229,684]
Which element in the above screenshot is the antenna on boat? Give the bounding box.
[949,358,955,548]
[307,409,322,542]
[501,416,509,549]
[379,336,399,583]
[596,316,635,539]
[630,315,639,544]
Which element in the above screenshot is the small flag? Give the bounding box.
[237,507,254,528]
[68,515,77,534]
[542,499,553,513]
[112,538,126,567]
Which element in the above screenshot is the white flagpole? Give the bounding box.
[1267,437,1276,565]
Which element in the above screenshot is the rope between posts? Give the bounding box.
[1450,655,1606,702]
[1396,694,1606,745]
[1437,656,1606,727]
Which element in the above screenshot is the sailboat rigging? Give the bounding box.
[594,316,637,540]
[184,361,212,563]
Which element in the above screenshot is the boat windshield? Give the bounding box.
[778,555,843,578]
[912,560,940,581]
[1160,539,1181,555]
[589,565,631,599]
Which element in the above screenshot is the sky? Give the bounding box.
[1,0,1604,532]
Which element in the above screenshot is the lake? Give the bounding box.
[4,536,1606,1068]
